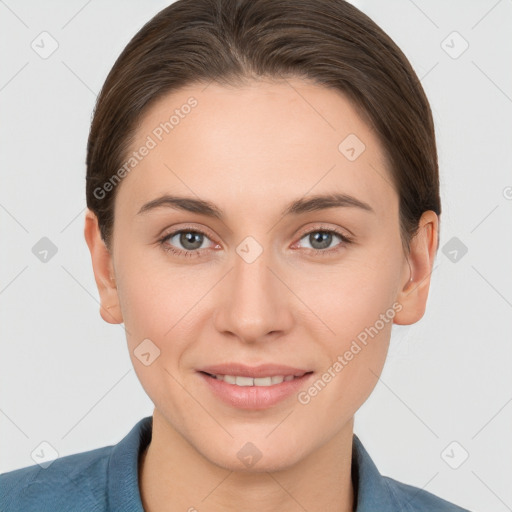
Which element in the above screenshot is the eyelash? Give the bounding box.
[158,225,354,259]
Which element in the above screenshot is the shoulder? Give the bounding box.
[0,444,113,511]
[383,475,473,511]
[351,433,472,511]
[0,416,151,512]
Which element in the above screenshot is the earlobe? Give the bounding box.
[393,211,439,326]
[83,209,123,325]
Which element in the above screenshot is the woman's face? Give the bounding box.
[89,78,432,471]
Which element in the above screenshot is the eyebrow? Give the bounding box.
[136,192,375,219]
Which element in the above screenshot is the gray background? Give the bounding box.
[1,1,511,511]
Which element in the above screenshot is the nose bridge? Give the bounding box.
[233,239,278,314]
[214,237,288,341]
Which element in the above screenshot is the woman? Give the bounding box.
[0,0,472,510]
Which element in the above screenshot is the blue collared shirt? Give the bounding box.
[0,416,472,511]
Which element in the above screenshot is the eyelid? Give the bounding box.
[159,223,352,242]
[158,222,354,256]
[295,223,354,242]
[159,223,218,243]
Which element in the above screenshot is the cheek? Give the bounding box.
[295,250,400,401]
[115,255,216,354]
[296,270,397,431]
[298,253,402,344]
[115,262,197,412]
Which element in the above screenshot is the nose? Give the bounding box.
[213,247,294,344]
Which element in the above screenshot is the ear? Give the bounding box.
[393,210,439,325]
[83,208,123,324]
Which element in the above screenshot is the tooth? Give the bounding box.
[235,376,254,386]
[211,374,298,386]
[223,374,236,384]
[253,377,273,386]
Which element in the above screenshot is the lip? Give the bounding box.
[198,363,311,378]
[197,364,314,410]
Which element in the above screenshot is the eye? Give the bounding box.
[294,227,353,256]
[158,227,217,258]
[158,225,354,258]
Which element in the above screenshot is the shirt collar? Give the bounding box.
[107,415,152,511]
[107,416,398,511]
[352,433,400,511]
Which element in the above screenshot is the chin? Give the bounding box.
[203,442,308,474]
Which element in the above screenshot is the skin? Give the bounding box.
[84,78,438,512]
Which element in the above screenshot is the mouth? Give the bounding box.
[199,371,314,387]
[197,367,315,409]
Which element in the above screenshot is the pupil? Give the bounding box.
[311,232,331,249]
[181,232,202,250]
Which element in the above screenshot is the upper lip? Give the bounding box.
[198,363,313,378]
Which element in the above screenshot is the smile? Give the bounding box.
[203,372,309,386]
[198,370,315,409]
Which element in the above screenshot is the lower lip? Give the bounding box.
[198,372,314,410]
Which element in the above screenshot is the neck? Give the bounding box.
[139,409,355,512]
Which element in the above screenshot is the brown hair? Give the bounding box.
[86,0,440,254]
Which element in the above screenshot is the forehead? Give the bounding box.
[116,78,397,221]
